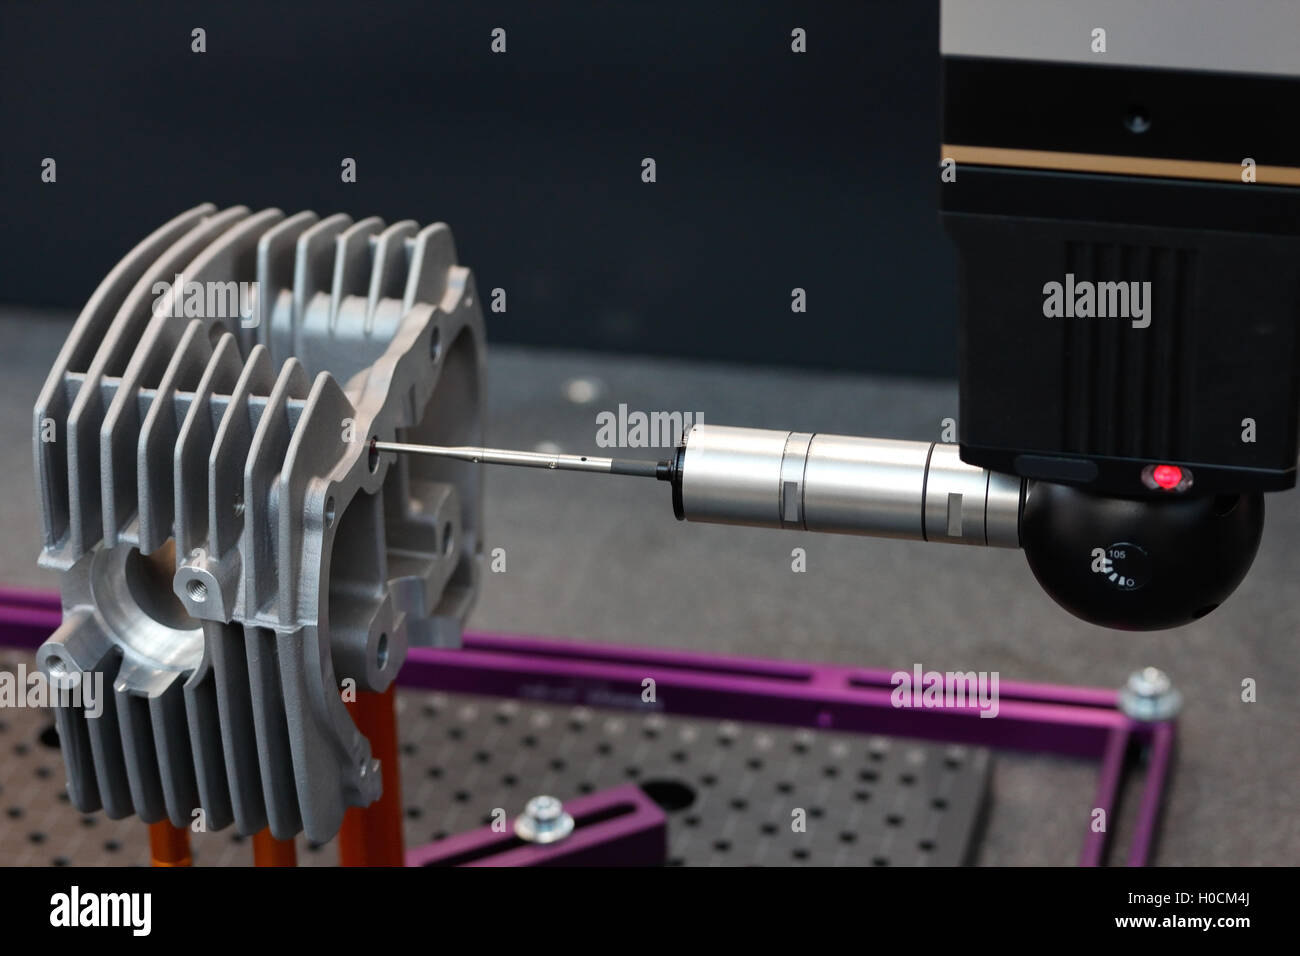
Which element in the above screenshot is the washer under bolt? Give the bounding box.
[514,795,576,844]
[1118,667,1182,722]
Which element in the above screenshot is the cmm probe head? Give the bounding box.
[374,423,1264,631]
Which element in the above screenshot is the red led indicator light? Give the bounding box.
[1151,464,1183,490]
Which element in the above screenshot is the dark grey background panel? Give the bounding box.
[0,0,954,376]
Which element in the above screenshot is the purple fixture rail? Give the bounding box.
[0,588,60,645]
[401,634,1174,866]
[405,783,666,867]
[0,587,1175,866]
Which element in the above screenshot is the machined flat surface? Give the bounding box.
[1,309,1297,864]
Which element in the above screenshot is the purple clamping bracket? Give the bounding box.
[0,587,1174,866]
[406,783,666,867]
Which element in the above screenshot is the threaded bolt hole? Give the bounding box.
[324,496,336,528]
[186,579,209,603]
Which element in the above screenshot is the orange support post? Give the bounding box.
[148,820,192,867]
[337,684,405,866]
[252,828,298,866]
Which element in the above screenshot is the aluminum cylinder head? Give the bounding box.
[31,204,487,842]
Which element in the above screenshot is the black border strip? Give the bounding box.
[941,166,1300,237]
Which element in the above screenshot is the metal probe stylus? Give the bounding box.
[371,439,668,478]
[372,424,1024,548]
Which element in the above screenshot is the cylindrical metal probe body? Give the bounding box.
[677,424,1023,547]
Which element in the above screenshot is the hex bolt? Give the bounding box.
[1118,666,1182,722]
[513,794,575,844]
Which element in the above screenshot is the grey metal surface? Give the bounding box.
[2,312,1299,864]
[0,649,990,867]
[941,0,1300,76]
[27,207,487,843]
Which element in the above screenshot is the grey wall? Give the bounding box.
[0,0,955,377]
